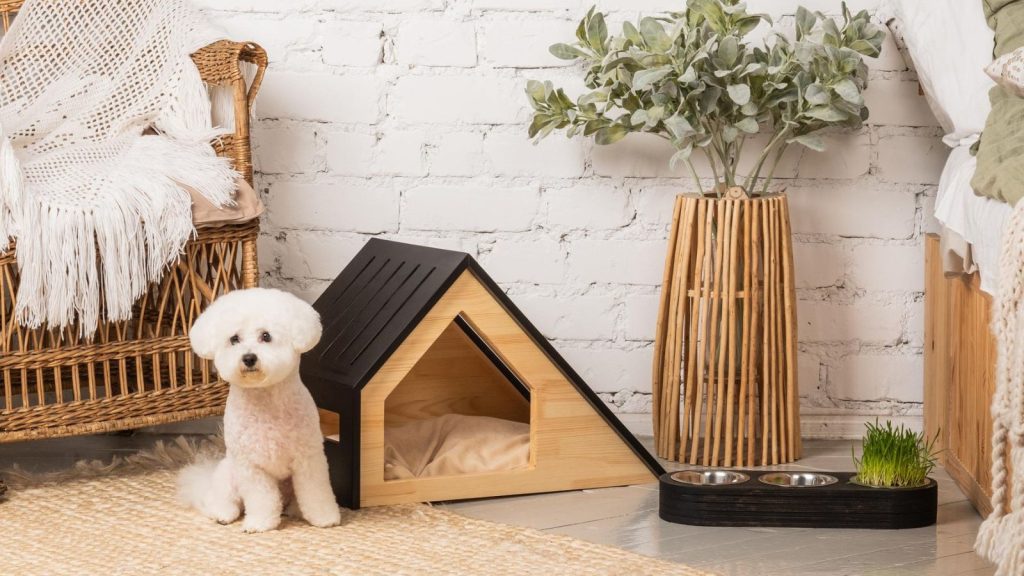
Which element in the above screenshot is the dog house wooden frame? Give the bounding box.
[302,239,664,509]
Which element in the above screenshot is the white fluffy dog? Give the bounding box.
[178,288,341,532]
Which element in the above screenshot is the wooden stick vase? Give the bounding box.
[652,192,801,467]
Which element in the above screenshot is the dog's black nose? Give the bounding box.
[242,353,258,368]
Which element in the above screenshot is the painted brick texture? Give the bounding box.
[202,0,941,437]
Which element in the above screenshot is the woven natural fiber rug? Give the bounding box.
[0,438,709,576]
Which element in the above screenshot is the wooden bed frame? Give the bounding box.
[924,233,1012,516]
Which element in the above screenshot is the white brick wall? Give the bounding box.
[207,0,944,438]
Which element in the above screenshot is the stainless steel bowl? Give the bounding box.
[758,472,839,487]
[670,470,750,486]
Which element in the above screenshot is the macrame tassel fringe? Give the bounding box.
[0,123,23,251]
[13,135,235,337]
[977,196,1024,575]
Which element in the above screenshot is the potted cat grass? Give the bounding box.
[658,419,938,529]
[852,419,940,489]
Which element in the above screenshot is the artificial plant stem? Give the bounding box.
[723,142,736,189]
[760,144,788,195]
[685,158,704,195]
[745,128,789,192]
[712,142,730,192]
[704,148,720,190]
[713,132,733,190]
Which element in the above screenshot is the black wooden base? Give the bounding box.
[659,470,937,529]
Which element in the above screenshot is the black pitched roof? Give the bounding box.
[300,238,665,477]
[302,238,471,397]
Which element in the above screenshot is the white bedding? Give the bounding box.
[934,145,1012,295]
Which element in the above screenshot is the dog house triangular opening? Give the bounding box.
[383,314,532,481]
[385,314,530,428]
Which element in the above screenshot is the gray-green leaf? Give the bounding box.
[788,133,826,152]
[633,65,673,91]
[849,38,880,57]
[549,43,588,60]
[595,124,629,145]
[735,116,759,134]
[833,78,863,105]
[664,114,694,139]
[718,36,739,67]
[586,12,608,52]
[669,144,694,171]
[623,21,642,45]
[727,84,751,105]
[526,80,546,102]
[804,84,830,106]
[639,17,672,52]
[646,105,666,125]
[805,106,847,122]
[795,7,816,40]
[578,88,610,105]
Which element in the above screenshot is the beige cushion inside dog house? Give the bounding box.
[383,414,530,480]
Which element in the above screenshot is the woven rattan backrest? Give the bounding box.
[0,1,20,33]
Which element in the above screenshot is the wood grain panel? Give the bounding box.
[947,265,998,512]
[924,235,950,461]
[924,233,1012,516]
[319,408,340,438]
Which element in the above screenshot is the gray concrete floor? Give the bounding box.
[0,435,996,575]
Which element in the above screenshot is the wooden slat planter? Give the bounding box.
[652,192,801,467]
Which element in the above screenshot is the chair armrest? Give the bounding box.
[191,40,268,185]
[192,40,268,109]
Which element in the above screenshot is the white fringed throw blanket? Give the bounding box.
[0,0,236,336]
[977,197,1024,575]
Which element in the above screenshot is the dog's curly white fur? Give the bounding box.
[177,288,341,532]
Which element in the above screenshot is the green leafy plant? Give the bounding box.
[853,419,940,488]
[526,0,885,196]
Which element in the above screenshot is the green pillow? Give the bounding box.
[973,0,1024,204]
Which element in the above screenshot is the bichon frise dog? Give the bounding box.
[178,287,341,532]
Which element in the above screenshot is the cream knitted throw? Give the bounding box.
[977,196,1024,575]
[0,0,236,336]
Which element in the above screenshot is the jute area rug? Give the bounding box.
[0,438,711,576]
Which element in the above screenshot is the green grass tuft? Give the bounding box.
[853,419,939,488]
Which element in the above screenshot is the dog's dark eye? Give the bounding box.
[229,335,240,345]
[260,331,272,343]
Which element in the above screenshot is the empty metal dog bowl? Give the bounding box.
[759,472,839,487]
[670,470,750,486]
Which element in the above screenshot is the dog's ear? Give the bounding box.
[285,293,322,354]
[189,297,228,359]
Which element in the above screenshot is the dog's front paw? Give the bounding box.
[304,506,342,528]
[204,499,241,525]
[242,514,281,533]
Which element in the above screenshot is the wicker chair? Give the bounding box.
[0,1,268,442]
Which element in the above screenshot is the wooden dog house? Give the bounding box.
[301,239,664,509]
